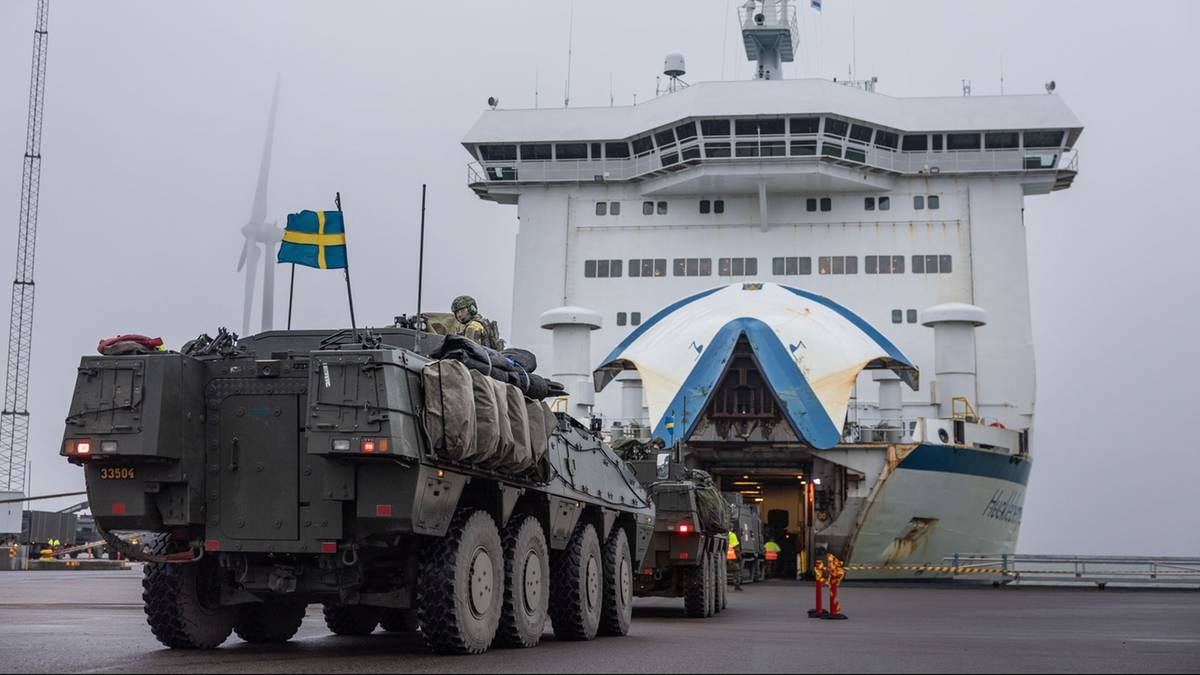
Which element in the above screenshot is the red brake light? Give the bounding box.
[362,440,377,453]
[66,439,92,456]
[361,438,388,454]
[677,524,690,534]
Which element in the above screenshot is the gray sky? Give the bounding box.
[0,0,1196,556]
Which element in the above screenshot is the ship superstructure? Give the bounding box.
[461,0,1081,576]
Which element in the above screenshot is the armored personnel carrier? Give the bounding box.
[723,493,766,584]
[622,446,729,619]
[61,326,653,654]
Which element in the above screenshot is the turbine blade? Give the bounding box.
[248,76,280,226]
[261,242,276,332]
[236,236,252,272]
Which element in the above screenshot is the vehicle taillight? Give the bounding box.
[677,524,690,534]
[65,439,92,457]
[361,438,388,454]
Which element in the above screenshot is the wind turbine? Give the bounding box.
[237,79,282,336]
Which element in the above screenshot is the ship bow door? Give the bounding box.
[218,395,300,541]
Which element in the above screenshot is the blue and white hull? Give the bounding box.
[844,444,1030,580]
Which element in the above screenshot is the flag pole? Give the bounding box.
[416,183,427,317]
[286,263,296,330]
[335,191,358,337]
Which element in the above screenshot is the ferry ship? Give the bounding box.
[461,0,1081,578]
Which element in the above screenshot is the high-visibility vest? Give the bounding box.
[726,532,740,559]
[764,541,781,560]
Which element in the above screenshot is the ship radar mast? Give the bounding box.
[741,0,799,80]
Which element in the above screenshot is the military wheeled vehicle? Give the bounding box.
[723,493,766,585]
[62,326,653,654]
[624,449,730,618]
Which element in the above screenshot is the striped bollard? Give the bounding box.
[824,553,848,620]
[807,560,827,618]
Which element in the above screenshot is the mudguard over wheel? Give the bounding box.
[549,521,603,640]
[496,515,550,648]
[599,527,633,637]
[323,604,380,636]
[684,553,713,618]
[380,609,420,633]
[235,601,307,643]
[417,509,504,654]
[142,535,235,649]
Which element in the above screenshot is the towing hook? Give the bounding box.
[340,545,358,567]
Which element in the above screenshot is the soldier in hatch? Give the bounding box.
[451,295,504,349]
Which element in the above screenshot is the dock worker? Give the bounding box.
[764,538,782,578]
[451,295,504,349]
[727,530,743,591]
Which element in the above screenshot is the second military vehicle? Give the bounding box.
[623,445,730,618]
[62,326,653,654]
[724,493,766,584]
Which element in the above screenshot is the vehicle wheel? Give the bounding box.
[717,551,728,611]
[380,609,420,633]
[141,534,235,649]
[549,521,603,641]
[495,515,549,648]
[322,604,380,636]
[684,554,713,618]
[707,551,719,616]
[599,527,632,636]
[417,509,504,654]
[235,601,306,643]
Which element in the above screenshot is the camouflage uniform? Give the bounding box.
[450,295,503,349]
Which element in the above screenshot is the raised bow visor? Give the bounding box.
[593,283,917,449]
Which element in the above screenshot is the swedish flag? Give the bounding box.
[278,210,347,269]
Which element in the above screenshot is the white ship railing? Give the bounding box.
[943,553,1200,588]
[467,141,1079,188]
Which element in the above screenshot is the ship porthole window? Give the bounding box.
[700,200,711,214]
[914,195,925,210]
[907,309,918,324]
[879,196,891,211]
[657,201,668,215]
[610,201,621,216]
[864,197,876,211]
[617,312,627,327]
[631,312,642,326]
[642,201,654,216]
[938,428,950,443]
[892,309,903,324]
[820,197,832,212]
[714,199,725,214]
[595,202,607,216]
[928,195,940,210]
[806,198,817,212]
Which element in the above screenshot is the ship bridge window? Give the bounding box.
[818,255,857,275]
[605,142,631,158]
[912,254,953,274]
[675,122,698,141]
[628,258,667,277]
[584,259,623,278]
[931,134,944,151]
[823,118,849,137]
[736,141,785,157]
[791,140,817,156]
[556,143,588,160]
[718,257,757,276]
[654,129,677,147]
[705,142,731,158]
[1024,130,1065,148]
[701,119,731,136]
[673,258,712,277]
[790,117,820,134]
[849,124,874,143]
[821,142,843,158]
[772,256,812,275]
[479,144,517,161]
[591,142,602,159]
[901,135,928,152]
[736,118,785,136]
[845,147,867,163]
[520,144,552,160]
[947,133,981,150]
[874,130,899,149]
[985,132,1019,149]
[631,136,654,156]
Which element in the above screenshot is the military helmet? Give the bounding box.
[451,295,477,314]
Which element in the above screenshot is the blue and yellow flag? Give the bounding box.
[277,210,347,269]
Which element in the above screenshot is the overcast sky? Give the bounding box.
[0,1,1195,556]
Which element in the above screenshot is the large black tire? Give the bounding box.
[142,535,235,649]
[417,509,504,654]
[683,554,713,618]
[496,515,549,648]
[549,521,603,641]
[599,528,633,637]
[235,601,307,643]
[717,551,728,611]
[380,609,420,633]
[322,604,380,636]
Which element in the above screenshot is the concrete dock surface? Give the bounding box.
[0,569,1196,673]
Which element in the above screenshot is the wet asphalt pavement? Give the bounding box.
[1,568,1197,673]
